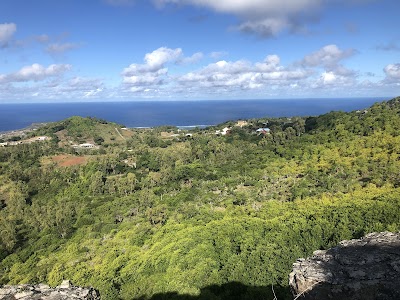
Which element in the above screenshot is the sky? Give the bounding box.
[0,0,399,102]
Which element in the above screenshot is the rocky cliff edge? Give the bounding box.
[289,232,400,300]
[0,280,100,300]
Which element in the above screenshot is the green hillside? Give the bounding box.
[32,116,132,147]
[1,97,400,299]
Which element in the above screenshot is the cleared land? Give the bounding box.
[44,154,89,167]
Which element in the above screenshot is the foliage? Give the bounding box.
[0,97,400,299]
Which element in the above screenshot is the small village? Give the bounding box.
[0,135,101,150]
[0,136,50,147]
[160,120,271,140]
[0,118,273,150]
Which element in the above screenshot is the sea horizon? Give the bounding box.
[0,97,391,132]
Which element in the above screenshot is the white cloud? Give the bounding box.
[154,0,320,16]
[0,63,71,83]
[177,55,309,91]
[153,0,322,37]
[123,72,166,86]
[299,45,358,88]
[122,47,181,92]
[301,44,356,68]
[0,23,17,46]
[68,77,103,89]
[119,45,373,99]
[2,44,396,101]
[0,74,108,101]
[122,47,202,91]
[65,77,105,98]
[178,52,204,64]
[144,47,182,70]
[311,68,359,89]
[384,63,400,83]
[255,55,281,72]
[321,71,337,85]
[83,88,104,98]
[123,47,182,77]
[332,65,356,77]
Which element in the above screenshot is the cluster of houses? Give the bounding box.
[215,127,271,136]
[159,120,272,140]
[160,131,193,139]
[0,137,100,150]
[215,127,231,136]
[0,136,50,147]
[255,128,271,135]
[71,143,98,149]
[214,120,271,136]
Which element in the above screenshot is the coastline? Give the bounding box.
[0,123,48,139]
[0,97,386,133]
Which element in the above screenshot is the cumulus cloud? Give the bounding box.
[120,46,314,97]
[177,55,309,91]
[120,45,374,98]
[312,71,354,88]
[122,47,202,91]
[168,45,383,97]
[255,54,280,72]
[122,47,181,87]
[153,0,322,37]
[62,77,106,98]
[384,63,400,83]
[144,47,182,69]
[178,52,204,64]
[0,23,17,47]
[0,74,108,101]
[299,44,358,87]
[154,0,320,17]
[0,63,71,83]
[301,44,356,68]
[0,65,106,101]
[68,77,103,89]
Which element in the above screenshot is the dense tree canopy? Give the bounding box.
[1,97,400,299]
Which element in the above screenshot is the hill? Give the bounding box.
[0,97,400,300]
[32,116,133,147]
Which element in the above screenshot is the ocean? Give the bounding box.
[0,97,387,132]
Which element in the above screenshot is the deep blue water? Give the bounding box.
[0,97,388,132]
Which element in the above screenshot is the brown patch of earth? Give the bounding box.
[50,154,88,167]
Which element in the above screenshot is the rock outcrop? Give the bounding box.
[0,280,100,300]
[289,232,400,300]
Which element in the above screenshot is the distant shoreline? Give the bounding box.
[0,123,48,138]
[0,96,391,105]
[0,97,386,133]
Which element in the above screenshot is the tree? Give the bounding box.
[0,214,17,251]
[89,171,104,195]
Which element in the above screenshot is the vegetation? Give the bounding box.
[1,97,400,299]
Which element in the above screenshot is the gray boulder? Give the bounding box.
[0,280,100,300]
[289,232,400,300]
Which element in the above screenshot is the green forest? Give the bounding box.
[1,97,400,299]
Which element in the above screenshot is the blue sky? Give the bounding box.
[0,0,399,102]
